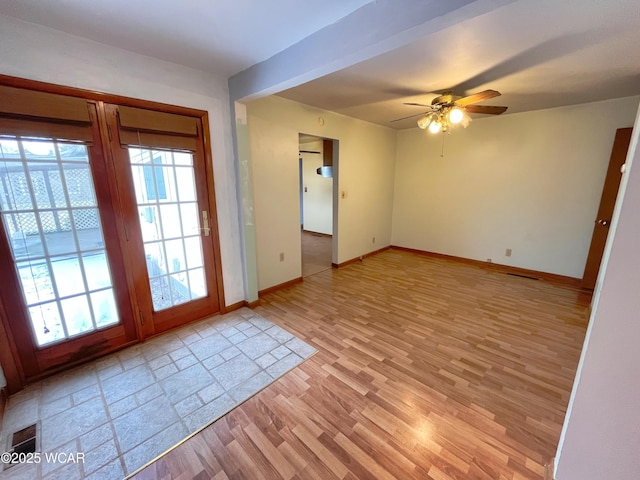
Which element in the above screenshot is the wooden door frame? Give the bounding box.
[0,74,227,391]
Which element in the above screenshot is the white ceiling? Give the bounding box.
[3,0,640,130]
[0,0,373,77]
[279,0,640,129]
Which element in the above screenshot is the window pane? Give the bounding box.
[154,165,172,201]
[159,204,181,239]
[44,215,76,256]
[58,143,88,162]
[175,166,195,201]
[173,151,192,166]
[27,165,51,209]
[170,273,189,306]
[51,255,85,298]
[63,165,96,207]
[0,139,20,159]
[144,241,166,278]
[3,212,44,260]
[139,205,160,242]
[72,209,104,250]
[29,303,64,346]
[150,276,172,311]
[188,268,206,299]
[17,260,55,304]
[131,165,149,204]
[180,202,199,236]
[184,236,203,269]
[0,161,31,211]
[165,239,186,273]
[83,252,113,290]
[22,140,56,160]
[47,169,68,208]
[91,290,119,328]
[61,294,93,336]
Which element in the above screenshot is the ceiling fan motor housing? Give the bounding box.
[431,92,461,106]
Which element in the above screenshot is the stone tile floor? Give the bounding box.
[0,308,316,480]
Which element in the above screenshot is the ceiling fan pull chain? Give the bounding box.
[441,132,446,157]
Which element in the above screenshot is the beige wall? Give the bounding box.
[247,96,397,291]
[391,96,640,278]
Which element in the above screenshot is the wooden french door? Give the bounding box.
[0,80,223,384]
[0,100,138,377]
[103,103,220,335]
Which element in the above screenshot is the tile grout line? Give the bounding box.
[1,309,317,480]
[95,369,127,480]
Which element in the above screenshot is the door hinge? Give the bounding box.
[138,310,144,326]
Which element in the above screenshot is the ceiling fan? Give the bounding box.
[391,89,508,133]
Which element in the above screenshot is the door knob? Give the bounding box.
[597,219,609,227]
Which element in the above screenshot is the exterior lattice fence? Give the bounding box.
[1,164,99,237]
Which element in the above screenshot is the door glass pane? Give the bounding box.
[159,204,181,239]
[0,136,121,346]
[180,202,199,236]
[29,303,64,346]
[184,236,203,269]
[17,260,55,304]
[60,294,93,336]
[91,290,118,328]
[128,147,207,311]
[188,268,206,299]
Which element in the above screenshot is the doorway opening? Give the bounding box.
[298,134,337,277]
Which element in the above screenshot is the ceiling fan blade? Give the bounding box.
[454,89,501,106]
[390,111,432,122]
[465,105,508,115]
[403,102,432,107]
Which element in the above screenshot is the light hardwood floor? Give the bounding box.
[131,249,591,480]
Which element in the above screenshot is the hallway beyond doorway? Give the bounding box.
[301,231,332,277]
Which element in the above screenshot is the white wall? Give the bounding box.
[301,141,333,235]
[554,105,640,479]
[247,96,396,291]
[0,14,245,306]
[391,96,640,278]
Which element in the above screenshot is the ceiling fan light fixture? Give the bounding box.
[417,114,432,130]
[460,111,472,128]
[428,120,442,134]
[448,107,464,124]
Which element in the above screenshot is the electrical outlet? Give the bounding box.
[487,258,492,263]
[372,236,376,244]
[506,248,512,257]
[279,252,285,262]
[341,190,347,199]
